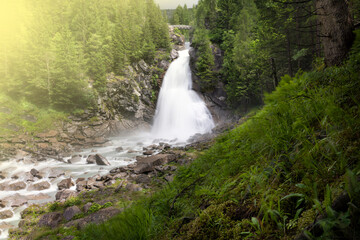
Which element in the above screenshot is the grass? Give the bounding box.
[0,94,68,137]
[16,31,360,240]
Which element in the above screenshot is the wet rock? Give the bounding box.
[3,194,28,207]
[28,181,51,191]
[65,207,121,229]
[0,200,5,208]
[9,181,26,191]
[26,193,51,201]
[38,212,63,228]
[134,154,177,174]
[63,206,82,221]
[76,178,85,184]
[48,169,65,178]
[86,155,96,164]
[68,155,82,164]
[0,210,13,219]
[76,180,87,192]
[127,149,136,153]
[170,49,179,59]
[55,190,77,201]
[115,147,123,152]
[95,154,110,166]
[58,178,75,190]
[143,150,153,156]
[0,222,14,230]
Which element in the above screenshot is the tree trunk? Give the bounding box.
[316,0,354,66]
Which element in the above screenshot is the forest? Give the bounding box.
[0,0,169,111]
[1,0,360,239]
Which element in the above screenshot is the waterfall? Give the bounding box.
[152,45,215,142]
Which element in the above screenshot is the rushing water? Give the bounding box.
[0,43,215,239]
[152,44,215,141]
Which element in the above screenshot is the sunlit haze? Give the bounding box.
[154,0,198,9]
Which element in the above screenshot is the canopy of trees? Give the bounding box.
[0,0,170,111]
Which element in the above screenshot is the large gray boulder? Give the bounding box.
[58,178,75,190]
[0,210,13,219]
[65,207,121,229]
[63,206,82,221]
[95,154,110,166]
[55,190,77,201]
[38,212,63,228]
[28,181,51,191]
[134,154,177,174]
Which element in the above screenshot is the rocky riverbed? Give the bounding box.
[3,132,217,240]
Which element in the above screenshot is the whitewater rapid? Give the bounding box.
[152,45,215,141]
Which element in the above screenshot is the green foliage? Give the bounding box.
[192,29,216,90]
[64,197,82,208]
[88,202,113,214]
[0,0,170,111]
[77,36,360,239]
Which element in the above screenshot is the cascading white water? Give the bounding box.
[152,45,215,142]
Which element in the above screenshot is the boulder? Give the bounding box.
[0,210,13,219]
[86,155,96,164]
[58,178,75,190]
[2,193,28,207]
[134,154,176,174]
[138,60,150,73]
[83,202,92,213]
[95,154,110,166]
[28,181,51,191]
[48,168,65,178]
[30,168,40,177]
[115,147,123,152]
[63,206,82,221]
[65,207,121,229]
[55,190,77,201]
[134,174,151,184]
[68,155,82,164]
[38,212,63,228]
[26,193,51,201]
[143,150,153,156]
[8,181,26,191]
[125,183,143,192]
[164,174,175,182]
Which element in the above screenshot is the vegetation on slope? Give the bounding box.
[66,29,360,240]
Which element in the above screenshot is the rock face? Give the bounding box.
[0,46,174,159]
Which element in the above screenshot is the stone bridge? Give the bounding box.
[169,25,192,30]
